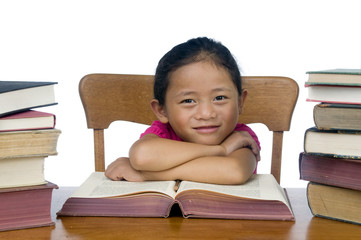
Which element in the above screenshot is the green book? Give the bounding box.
[306,68,361,86]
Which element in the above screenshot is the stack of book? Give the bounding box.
[0,81,61,231]
[300,69,361,225]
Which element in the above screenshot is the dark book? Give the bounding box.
[304,127,361,159]
[299,152,361,191]
[313,103,361,130]
[0,110,56,132]
[307,182,361,225]
[57,172,294,221]
[0,81,57,117]
[306,68,361,86]
[0,182,58,232]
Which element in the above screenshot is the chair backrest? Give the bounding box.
[79,74,299,183]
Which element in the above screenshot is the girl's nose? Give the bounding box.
[195,103,216,120]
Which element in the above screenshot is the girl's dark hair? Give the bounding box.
[154,37,242,106]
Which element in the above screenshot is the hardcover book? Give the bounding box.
[299,152,361,191]
[305,84,361,105]
[57,172,294,221]
[304,127,361,159]
[0,81,57,117]
[0,129,61,159]
[0,182,58,232]
[307,182,361,225]
[0,156,47,188]
[306,69,361,86]
[0,110,56,132]
[313,103,361,130]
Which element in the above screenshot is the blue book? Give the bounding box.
[0,81,57,117]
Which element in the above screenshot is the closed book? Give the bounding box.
[0,129,61,159]
[307,182,361,225]
[0,81,57,117]
[304,127,361,159]
[299,152,361,191]
[57,172,294,221]
[313,103,361,130]
[306,69,361,86]
[0,182,58,232]
[305,84,361,105]
[0,110,56,132]
[0,156,47,188]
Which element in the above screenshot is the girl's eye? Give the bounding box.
[181,99,195,104]
[214,96,227,101]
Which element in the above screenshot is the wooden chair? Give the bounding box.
[79,74,299,183]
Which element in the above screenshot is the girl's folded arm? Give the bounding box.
[129,134,225,171]
[140,147,256,185]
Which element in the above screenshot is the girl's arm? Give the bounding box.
[129,131,259,171]
[142,147,257,184]
[129,134,225,171]
[105,148,256,185]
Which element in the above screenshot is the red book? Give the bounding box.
[0,110,56,132]
[0,182,58,232]
[57,173,294,221]
[299,152,361,191]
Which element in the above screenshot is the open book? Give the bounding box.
[57,172,294,221]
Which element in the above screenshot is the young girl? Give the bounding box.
[105,37,260,184]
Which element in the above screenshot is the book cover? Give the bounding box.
[0,110,56,132]
[57,172,294,221]
[304,127,361,159]
[0,182,58,232]
[0,129,61,159]
[0,81,58,117]
[299,152,361,191]
[307,182,361,225]
[313,103,361,130]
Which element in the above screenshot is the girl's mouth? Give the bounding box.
[194,125,219,134]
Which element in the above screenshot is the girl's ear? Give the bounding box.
[238,89,248,114]
[150,99,169,123]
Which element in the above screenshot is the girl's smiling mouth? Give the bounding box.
[193,125,220,134]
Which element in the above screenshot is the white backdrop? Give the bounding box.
[1,0,360,187]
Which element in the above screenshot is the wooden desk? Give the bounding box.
[1,188,360,239]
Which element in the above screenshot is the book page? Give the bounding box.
[177,174,291,208]
[71,172,177,198]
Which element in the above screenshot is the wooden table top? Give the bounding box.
[1,187,360,239]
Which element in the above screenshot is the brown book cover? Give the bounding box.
[0,182,58,232]
[299,152,361,191]
[307,182,361,225]
[57,173,294,221]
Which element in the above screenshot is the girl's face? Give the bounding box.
[155,61,246,145]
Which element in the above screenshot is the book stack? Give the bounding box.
[0,81,61,231]
[300,69,361,225]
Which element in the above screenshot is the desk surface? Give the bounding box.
[1,188,360,239]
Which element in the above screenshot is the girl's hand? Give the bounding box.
[105,157,145,181]
[221,131,260,161]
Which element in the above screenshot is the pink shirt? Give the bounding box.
[140,121,260,173]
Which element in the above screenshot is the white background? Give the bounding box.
[1,0,360,187]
